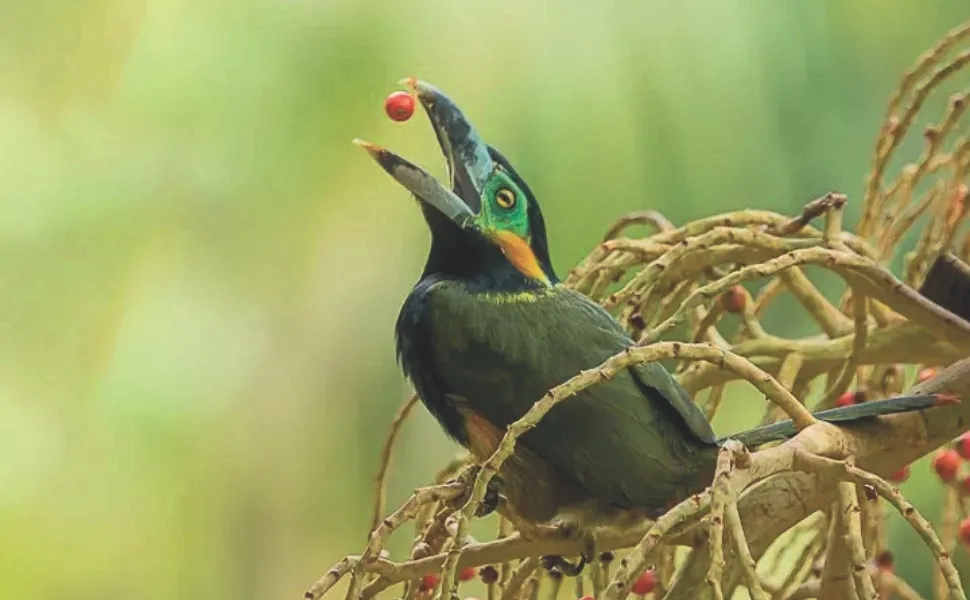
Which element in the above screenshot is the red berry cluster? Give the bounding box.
[931,430,970,546]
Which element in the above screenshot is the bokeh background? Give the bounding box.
[2,1,969,598]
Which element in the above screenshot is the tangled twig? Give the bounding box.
[309,22,970,600]
[794,452,965,600]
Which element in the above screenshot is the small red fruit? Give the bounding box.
[960,517,970,545]
[888,465,910,483]
[580,596,595,600]
[458,567,477,582]
[918,366,937,383]
[933,449,962,483]
[836,390,856,407]
[836,388,868,407]
[420,574,439,592]
[719,286,746,314]
[960,475,970,496]
[957,432,970,460]
[385,91,415,122]
[632,570,657,595]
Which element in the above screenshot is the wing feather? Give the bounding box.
[429,284,716,509]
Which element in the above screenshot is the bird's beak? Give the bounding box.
[353,78,497,227]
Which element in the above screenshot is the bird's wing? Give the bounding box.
[429,285,716,509]
[629,360,717,445]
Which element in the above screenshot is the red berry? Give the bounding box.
[458,567,477,582]
[957,433,970,460]
[960,517,970,545]
[889,465,910,483]
[933,449,962,483]
[836,388,868,407]
[580,596,595,600]
[632,570,657,595]
[960,475,970,496]
[918,366,937,383]
[420,574,439,592]
[836,390,856,407]
[384,91,415,122]
[719,286,746,314]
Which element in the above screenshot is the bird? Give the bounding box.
[354,78,948,572]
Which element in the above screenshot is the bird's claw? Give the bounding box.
[539,521,597,577]
[541,554,588,577]
[452,464,503,517]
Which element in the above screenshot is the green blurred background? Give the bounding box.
[1,1,969,598]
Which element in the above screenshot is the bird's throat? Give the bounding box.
[490,230,550,285]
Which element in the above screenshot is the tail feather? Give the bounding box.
[718,252,968,450]
[726,394,951,448]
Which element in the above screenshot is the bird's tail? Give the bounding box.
[725,394,954,448]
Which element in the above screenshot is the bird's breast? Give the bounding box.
[427,283,609,367]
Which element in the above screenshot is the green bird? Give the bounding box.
[355,79,946,571]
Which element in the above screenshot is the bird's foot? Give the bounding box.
[540,554,588,577]
[452,464,503,517]
[540,518,597,577]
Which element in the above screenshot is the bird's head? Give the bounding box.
[354,79,556,287]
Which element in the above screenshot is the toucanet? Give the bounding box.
[354,79,949,573]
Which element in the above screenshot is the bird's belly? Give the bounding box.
[493,442,591,525]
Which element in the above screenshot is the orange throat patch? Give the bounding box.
[490,230,549,284]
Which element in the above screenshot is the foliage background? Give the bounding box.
[1,1,968,598]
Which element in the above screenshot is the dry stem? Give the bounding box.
[312,22,970,600]
[371,394,420,534]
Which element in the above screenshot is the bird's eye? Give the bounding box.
[495,188,517,210]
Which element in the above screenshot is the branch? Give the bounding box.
[666,358,970,600]
[371,394,420,534]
